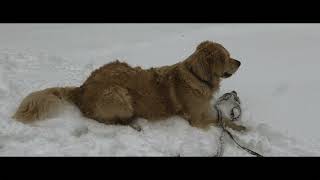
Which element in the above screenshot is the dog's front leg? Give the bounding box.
[220,117,246,132]
[187,112,246,132]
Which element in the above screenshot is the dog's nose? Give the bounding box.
[235,60,241,67]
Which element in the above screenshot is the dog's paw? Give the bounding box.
[130,124,142,132]
[238,125,247,132]
[230,124,247,132]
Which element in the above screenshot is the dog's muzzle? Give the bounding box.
[222,72,232,78]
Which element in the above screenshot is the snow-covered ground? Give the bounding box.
[0,23,320,156]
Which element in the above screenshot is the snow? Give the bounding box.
[0,23,320,156]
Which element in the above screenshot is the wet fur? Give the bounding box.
[13,41,244,131]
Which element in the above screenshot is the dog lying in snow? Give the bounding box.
[13,41,245,131]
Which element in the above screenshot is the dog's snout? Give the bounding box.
[235,60,241,67]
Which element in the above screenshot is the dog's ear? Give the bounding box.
[210,51,226,77]
[186,41,227,81]
[187,51,212,82]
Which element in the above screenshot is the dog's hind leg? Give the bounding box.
[90,85,135,126]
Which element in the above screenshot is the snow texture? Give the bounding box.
[0,24,320,156]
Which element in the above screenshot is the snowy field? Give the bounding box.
[0,23,320,156]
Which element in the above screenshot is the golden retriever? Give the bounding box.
[13,41,245,131]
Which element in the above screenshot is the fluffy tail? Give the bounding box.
[13,87,80,122]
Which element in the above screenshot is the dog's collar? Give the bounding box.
[184,64,213,88]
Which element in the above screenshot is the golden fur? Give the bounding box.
[13,41,245,131]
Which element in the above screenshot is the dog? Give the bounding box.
[13,41,245,131]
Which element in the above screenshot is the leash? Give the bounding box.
[213,91,263,157]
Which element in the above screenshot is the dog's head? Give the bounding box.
[186,41,241,84]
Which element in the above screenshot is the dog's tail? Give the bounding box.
[12,86,81,122]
